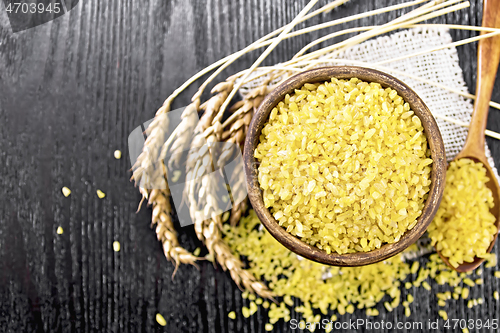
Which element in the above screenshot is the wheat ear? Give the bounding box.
[131,103,198,271]
[184,80,234,240]
[165,102,200,169]
[149,188,199,276]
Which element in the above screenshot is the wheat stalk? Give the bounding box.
[228,0,469,88]
[293,0,448,58]
[287,0,469,66]
[215,0,319,122]
[160,0,349,111]
[153,0,454,116]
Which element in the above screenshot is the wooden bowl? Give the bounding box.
[243,66,446,266]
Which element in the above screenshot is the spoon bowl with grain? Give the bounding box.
[436,0,500,272]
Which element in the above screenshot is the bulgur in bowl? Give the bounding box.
[244,66,446,266]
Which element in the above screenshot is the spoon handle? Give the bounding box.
[461,0,500,158]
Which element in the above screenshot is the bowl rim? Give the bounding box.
[243,66,446,266]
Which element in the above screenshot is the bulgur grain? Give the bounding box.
[97,189,106,199]
[438,310,448,320]
[255,78,431,254]
[156,313,167,326]
[62,187,71,197]
[428,159,496,268]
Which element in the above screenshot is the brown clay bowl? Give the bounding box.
[243,66,446,266]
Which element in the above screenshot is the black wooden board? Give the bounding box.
[1,0,500,332]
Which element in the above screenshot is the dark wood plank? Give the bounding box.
[1,0,500,332]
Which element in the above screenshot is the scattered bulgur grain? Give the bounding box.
[437,293,447,300]
[97,189,106,199]
[411,262,420,274]
[265,323,273,331]
[113,241,120,252]
[494,271,500,278]
[463,278,475,287]
[228,311,236,319]
[114,150,122,159]
[422,281,431,291]
[438,310,448,321]
[485,254,497,268]
[249,302,258,315]
[384,302,393,312]
[193,247,201,257]
[156,313,166,326]
[62,187,71,197]
[56,226,64,234]
[494,291,499,300]
[461,288,469,299]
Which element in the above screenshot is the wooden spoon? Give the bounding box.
[437,0,500,272]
